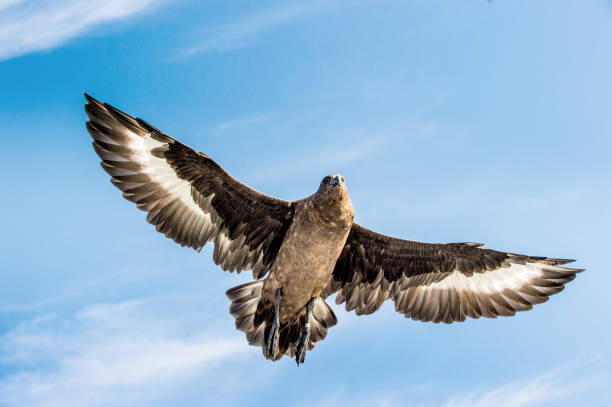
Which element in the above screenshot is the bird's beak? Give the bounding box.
[330,176,340,186]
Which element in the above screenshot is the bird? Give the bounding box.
[84,94,583,365]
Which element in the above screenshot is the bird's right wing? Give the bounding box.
[325,223,582,322]
[85,94,295,278]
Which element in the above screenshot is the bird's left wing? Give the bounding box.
[324,223,582,322]
[85,94,294,278]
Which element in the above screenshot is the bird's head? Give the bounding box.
[316,174,353,224]
[319,174,345,191]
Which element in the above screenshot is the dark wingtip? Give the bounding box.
[552,258,576,265]
[104,102,129,118]
[84,93,104,110]
[536,258,577,266]
[136,117,162,133]
[535,257,584,272]
[464,242,484,247]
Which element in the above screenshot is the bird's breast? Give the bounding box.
[264,199,353,321]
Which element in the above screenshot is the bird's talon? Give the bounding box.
[266,288,282,359]
[294,297,314,366]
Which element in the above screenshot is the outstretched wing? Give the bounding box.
[85,94,294,278]
[325,223,582,323]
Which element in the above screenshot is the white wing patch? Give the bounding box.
[425,262,540,294]
[132,132,208,221]
[392,260,580,323]
[86,99,268,275]
[93,118,217,249]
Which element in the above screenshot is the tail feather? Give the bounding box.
[312,296,338,341]
[226,281,264,337]
[226,282,337,362]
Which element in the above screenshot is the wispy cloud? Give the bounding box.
[240,113,419,183]
[0,0,24,13]
[310,357,602,407]
[0,297,249,407]
[0,265,165,314]
[443,363,598,407]
[0,0,163,61]
[311,383,435,407]
[248,135,388,182]
[184,0,345,55]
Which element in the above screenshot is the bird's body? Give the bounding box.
[84,94,583,365]
[264,178,353,322]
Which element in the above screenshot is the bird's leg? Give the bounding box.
[294,297,314,366]
[266,287,282,359]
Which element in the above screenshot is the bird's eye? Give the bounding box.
[341,177,344,183]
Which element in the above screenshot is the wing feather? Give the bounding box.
[85,94,294,277]
[325,223,582,323]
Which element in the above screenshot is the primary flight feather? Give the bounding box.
[84,94,583,365]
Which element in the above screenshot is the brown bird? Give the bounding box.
[84,94,583,365]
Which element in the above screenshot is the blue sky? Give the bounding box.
[1,0,611,406]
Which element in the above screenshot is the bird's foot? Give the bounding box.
[266,287,282,359]
[294,297,314,366]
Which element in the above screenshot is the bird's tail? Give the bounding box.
[226,281,337,361]
[226,281,267,345]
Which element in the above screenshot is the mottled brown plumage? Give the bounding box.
[84,94,583,364]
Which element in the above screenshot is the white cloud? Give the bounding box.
[310,357,601,407]
[443,365,597,407]
[240,114,417,183]
[0,297,249,407]
[247,135,388,182]
[311,383,435,407]
[0,0,163,61]
[184,0,346,55]
[0,0,24,13]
